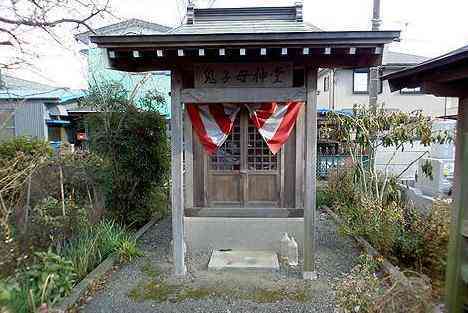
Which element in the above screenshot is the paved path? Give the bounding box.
[80,210,360,313]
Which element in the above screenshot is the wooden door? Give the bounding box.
[206,108,281,207]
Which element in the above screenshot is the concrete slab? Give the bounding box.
[208,250,279,271]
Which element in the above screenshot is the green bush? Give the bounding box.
[0,137,51,161]
[327,165,451,290]
[1,250,75,313]
[62,219,139,280]
[83,82,170,227]
[116,236,142,263]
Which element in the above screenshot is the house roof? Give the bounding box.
[382,44,468,96]
[382,51,428,66]
[76,18,172,45]
[0,75,85,102]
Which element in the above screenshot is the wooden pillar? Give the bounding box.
[303,67,318,279]
[295,105,305,209]
[445,97,468,312]
[184,110,194,209]
[369,66,379,111]
[171,69,186,277]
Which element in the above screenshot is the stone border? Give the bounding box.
[52,214,163,312]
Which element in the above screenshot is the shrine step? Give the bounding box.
[208,249,279,271]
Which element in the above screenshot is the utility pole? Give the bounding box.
[369,0,381,112]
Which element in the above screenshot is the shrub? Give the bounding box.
[116,236,142,263]
[336,255,384,313]
[62,219,137,280]
[413,200,451,281]
[0,137,51,161]
[336,195,404,257]
[336,255,434,313]
[83,82,170,227]
[1,250,75,313]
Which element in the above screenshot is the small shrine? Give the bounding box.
[91,2,399,277]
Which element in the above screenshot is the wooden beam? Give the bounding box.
[422,81,468,98]
[445,97,468,313]
[303,67,318,280]
[170,70,186,277]
[184,108,194,209]
[107,52,383,72]
[181,87,306,103]
[421,64,468,83]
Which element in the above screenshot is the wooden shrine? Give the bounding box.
[90,2,399,278]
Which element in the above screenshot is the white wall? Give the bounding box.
[374,142,430,181]
[317,69,459,116]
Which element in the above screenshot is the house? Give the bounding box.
[383,44,468,313]
[317,50,458,117]
[316,50,459,180]
[90,1,400,277]
[0,73,86,148]
[75,19,172,118]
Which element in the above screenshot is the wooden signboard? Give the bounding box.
[194,62,293,88]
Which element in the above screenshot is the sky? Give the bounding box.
[3,0,468,89]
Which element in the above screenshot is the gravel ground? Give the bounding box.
[80,210,360,313]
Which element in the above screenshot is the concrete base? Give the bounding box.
[208,249,279,271]
[184,217,304,252]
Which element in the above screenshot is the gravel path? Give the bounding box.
[80,210,360,313]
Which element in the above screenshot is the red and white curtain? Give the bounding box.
[186,103,240,155]
[187,102,303,155]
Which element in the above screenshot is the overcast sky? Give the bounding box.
[4,0,468,89]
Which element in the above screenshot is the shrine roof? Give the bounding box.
[90,5,399,48]
[89,4,400,72]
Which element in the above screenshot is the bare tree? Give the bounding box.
[0,0,111,69]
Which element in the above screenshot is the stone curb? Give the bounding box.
[52,214,163,312]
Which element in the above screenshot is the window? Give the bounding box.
[352,69,369,93]
[400,87,422,94]
[323,76,330,92]
[247,119,278,171]
[48,126,62,142]
[0,110,15,140]
[210,116,241,171]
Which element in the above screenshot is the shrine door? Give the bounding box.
[206,107,281,207]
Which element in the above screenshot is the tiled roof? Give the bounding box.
[382,51,428,65]
[76,19,171,44]
[169,6,322,35]
[168,20,321,35]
